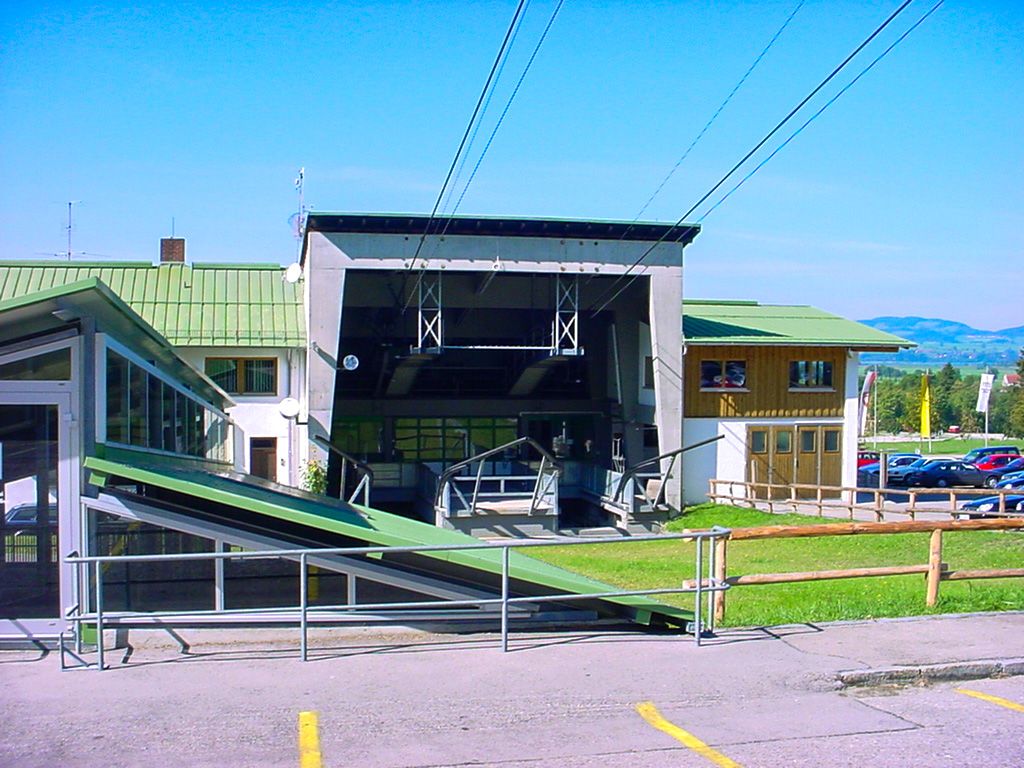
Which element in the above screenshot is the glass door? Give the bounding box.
[0,404,61,629]
[0,390,75,638]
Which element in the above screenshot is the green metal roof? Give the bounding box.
[0,261,305,348]
[0,279,231,408]
[682,300,914,349]
[84,455,691,627]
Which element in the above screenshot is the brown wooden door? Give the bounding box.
[249,437,277,481]
[769,427,794,498]
[796,426,819,496]
[747,428,771,499]
[820,427,843,488]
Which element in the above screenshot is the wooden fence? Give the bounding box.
[708,478,1023,520]
[708,518,1024,623]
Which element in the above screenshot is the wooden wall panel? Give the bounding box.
[684,345,846,418]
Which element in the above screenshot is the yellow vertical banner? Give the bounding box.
[920,373,932,439]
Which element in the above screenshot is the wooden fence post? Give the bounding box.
[713,537,728,624]
[926,529,943,607]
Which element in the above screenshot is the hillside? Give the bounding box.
[859,316,1024,368]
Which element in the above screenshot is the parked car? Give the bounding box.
[857,454,923,487]
[3,503,58,525]
[975,453,1023,472]
[900,460,987,488]
[885,458,933,485]
[857,450,880,468]
[999,469,1024,484]
[962,445,1021,464]
[995,476,1024,490]
[980,457,1024,488]
[955,494,1024,519]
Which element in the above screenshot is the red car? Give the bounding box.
[975,453,1023,472]
[858,450,880,468]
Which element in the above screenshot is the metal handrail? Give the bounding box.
[433,437,562,513]
[613,435,725,505]
[62,525,731,670]
[313,435,374,506]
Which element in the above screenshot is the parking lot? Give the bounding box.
[2,613,1022,767]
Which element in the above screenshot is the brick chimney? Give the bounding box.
[160,237,185,263]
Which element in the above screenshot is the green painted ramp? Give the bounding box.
[85,456,691,627]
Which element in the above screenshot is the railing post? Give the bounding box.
[693,535,703,645]
[72,559,83,655]
[926,529,943,607]
[817,486,824,517]
[713,537,728,625]
[214,541,226,612]
[949,491,957,515]
[347,573,357,606]
[94,560,104,672]
[299,553,308,662]
[501,545,510,653]
[706,534,716,635]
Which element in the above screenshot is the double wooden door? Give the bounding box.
[747,425,842,498]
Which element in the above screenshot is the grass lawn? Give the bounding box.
[860,437,1024,456]
[527,504,1024,627]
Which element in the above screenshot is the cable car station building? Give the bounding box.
[303,214,698,536]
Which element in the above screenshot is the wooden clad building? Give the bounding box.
[681,301,912,504]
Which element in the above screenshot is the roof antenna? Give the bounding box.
[171,216,176,238]
[294,167,306,261]
[65,200,81,260]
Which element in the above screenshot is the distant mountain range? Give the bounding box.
[859,316,1024,368]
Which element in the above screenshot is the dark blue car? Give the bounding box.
[956,494,1024,519]
[901,460,987,488]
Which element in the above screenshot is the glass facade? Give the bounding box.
[105,350,230,462]
[0,348,71,381]
[392,417,517,462]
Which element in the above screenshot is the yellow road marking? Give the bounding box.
[635,701,743,768]
[956,688,1024,713]
[298,710,323,768]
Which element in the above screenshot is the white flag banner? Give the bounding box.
[859,370,877,435]
[976,373,995,413]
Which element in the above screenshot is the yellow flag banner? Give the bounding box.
[920,373,932,439]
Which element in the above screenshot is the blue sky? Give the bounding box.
[1,1,1021,329]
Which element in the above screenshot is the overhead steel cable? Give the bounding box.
[410,0,568,308]
[446,0,567,219]
[421,0,567,268]
[698,0,945,224]
[631,0,806,223]
[438,2,533,218]
[586,0,916,316]
[405,0,529,274]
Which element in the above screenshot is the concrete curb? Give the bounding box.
[838,657,1024,688]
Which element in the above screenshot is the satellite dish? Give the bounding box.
[284,263,303,283]
[278,397,301,420]
[342,354,360,371]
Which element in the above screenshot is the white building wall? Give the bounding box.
[175,346,306,485]
[842,351,861,490]
[682,414,851,506]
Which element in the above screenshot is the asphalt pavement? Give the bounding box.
[2,611,1022,767]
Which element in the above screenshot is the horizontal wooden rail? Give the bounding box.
[729,518,1024,540]
[708,477,1022,522]
[710,518,1024,624]
[728,564,930,585]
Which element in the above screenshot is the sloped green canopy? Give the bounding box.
[84,456,692,626]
